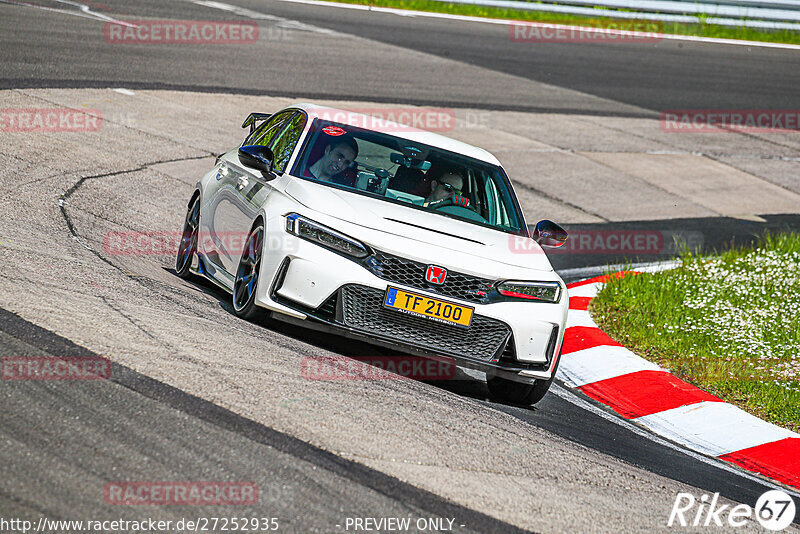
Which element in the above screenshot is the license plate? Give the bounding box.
[383,287,473,327]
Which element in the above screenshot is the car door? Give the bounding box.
[226,110,308,252]
[201,110,295,280]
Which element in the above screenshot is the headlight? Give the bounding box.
[285,214,369,259]
[497,281,561,303]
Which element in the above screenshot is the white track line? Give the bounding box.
[190,0,339,34]
[0,0,136,26]
[268,0,800,50]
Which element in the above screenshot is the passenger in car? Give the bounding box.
[302,135,359,186]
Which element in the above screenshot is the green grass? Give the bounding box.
[321,0,800,45]
[591,233,800,432]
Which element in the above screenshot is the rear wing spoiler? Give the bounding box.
[241,112,272,133]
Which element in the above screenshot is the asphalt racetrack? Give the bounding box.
[0,1,799,532]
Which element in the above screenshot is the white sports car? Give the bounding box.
[176,104,569,405]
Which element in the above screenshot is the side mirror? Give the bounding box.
[531,220,568,248]
[238,145,276,180]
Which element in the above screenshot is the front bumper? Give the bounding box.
[254,213,567,382]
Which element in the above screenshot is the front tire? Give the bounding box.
[232,221,265,320]
[487,376,544,405]
[176,194,200,279]
[488,356,560,405]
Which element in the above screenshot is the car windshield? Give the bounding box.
[290,119,527,236]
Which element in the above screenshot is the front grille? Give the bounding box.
[340,284,510,362]
[365,250,494,304]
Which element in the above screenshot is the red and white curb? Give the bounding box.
[556,271,800,490]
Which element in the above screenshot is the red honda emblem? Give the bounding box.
[426,265,447,285]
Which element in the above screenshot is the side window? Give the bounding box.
[269,112,307,174]
[243,110,293,147]
[484,176,509,226]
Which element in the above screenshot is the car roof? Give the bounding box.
[288,103,501,166]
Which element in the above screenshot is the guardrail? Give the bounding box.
[432,0,800,30]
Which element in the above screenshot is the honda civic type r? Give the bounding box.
[176,103,569,405]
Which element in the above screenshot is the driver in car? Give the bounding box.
[424,169,470,207]
[303,135,359,186]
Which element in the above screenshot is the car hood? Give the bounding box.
[284,178,553,272]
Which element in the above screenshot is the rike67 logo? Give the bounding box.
[668,490,796,531]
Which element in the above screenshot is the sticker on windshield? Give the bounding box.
[322,125,346,136]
